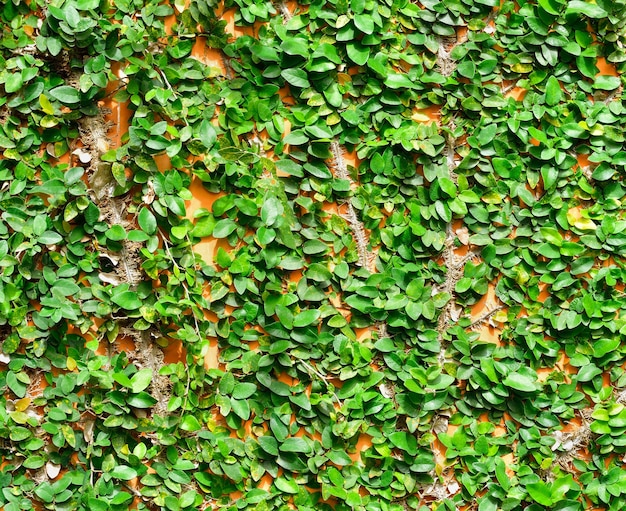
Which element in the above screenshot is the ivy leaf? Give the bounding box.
[198,119,217,149]
[593,75,621,90]
[138,208,157,235]
[591,163,615,181]
[34,483,55,503]
[111,291,142,310]
[502,372,539,393]
[212,219,237,238]
[544,76,562,106]
[538,0,562,15]
[76,0,100,9]
[593,338,619,358]
[389,431,418,455]
[527,481,554,506]
[280,437,312,454]
[565,0,607,18]
[354,14,374,34]
[5,73,23,94]
[49,86,81,104]
[7,372,27,398]
[110,465,138,481]
[457,60,475,79]
[346,42,370,65]
[130,368,153,393]
[281,38,309,57]
[275,304,294,329]
[281,68,310,88]
[293,309,320,327]
[232,382,257,399]
[127,392,157,408]
[231,398,251,420]
[251,44,280,62]
[261,197,284,227]
[303,239,328,255]
[258,436,279,455]
[438,177,457,198]
[180,415,202,432]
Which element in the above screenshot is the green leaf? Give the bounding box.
[577,364,601,382]
[233,382,257,399]
[283,130,309,145]
[457,60,475,79]
[39,231,63,244]
[293,309,320,327]
[7,372,28,398]
[438,177,457,198]
[110,465,138,481]
[346,42,370,65]
[251,44,280,62]
[275,159,303,177]
[593,338,619,358]
[106,224,127,241]
[566,0,607,18]
[274,476,299,494]
[327,449,353,466]
[180,415,202,432]
[303,239,328,255]
[502,372,539,392]
[281,37,309,57]
[536,243,561,258]
[477,124,497,146]
[212,219,237,238]
[261,197,283,227]
[545,75,562,106]
[258,436,279,455]
[527,481,554,506]
[231,398,251,420]
[130,368,153,393]
[594,75,621,90]
[138,208,157,235]
[76,0,100,9]
[113,372,132,388]
[127,392,157,408]
[280,437,311,454]
[374,337,395,352]
[539,227,563,246]
[389,431,418,455]
[35,483,55,503]
[354,13,374,34]
[5,73,23,94]
[281,68,310,88]
[538,0,562,15]
[192,215,215,237]
[49,86,81,104]
[591,163,615,181]
[112,291,142,310]
[275,304,294,329]
[576,56,598,78]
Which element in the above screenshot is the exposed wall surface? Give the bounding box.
[0,0,626,510]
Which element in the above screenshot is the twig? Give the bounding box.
[276,1,292,22]
[329,139,373,272]
[469,304,504,330]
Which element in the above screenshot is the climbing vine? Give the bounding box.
[0,0,626,510]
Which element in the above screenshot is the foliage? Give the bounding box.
[0,0,625,510]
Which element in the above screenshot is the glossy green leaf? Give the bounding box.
[49,86,81,104]
[502,372,539,392]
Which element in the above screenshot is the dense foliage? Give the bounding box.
[0,0,626,509]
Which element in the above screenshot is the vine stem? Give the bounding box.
[436,124,474,366]
[329,139,374,272]
[157,229,206,425]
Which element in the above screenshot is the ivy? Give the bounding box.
[0,0,626,509]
